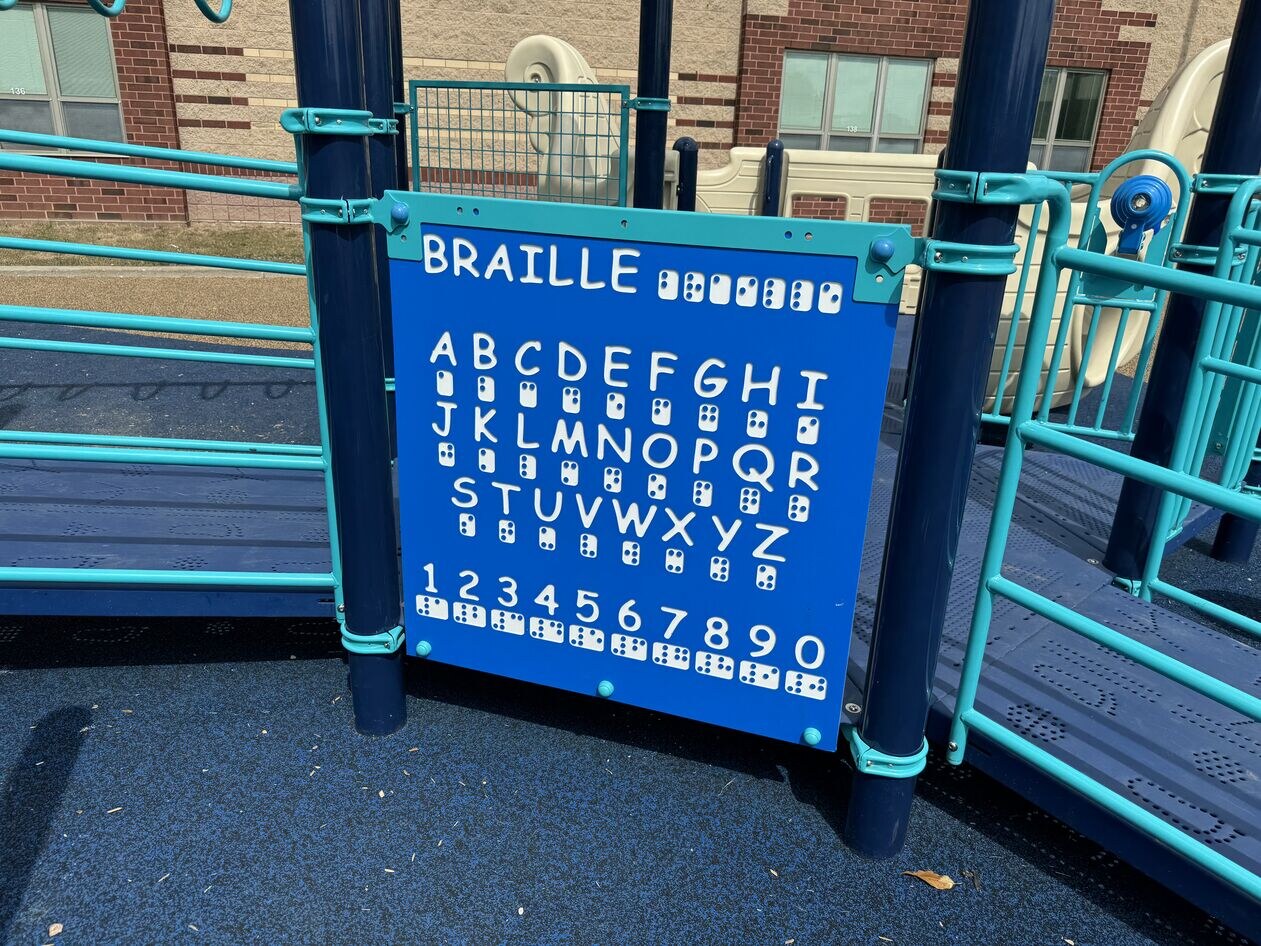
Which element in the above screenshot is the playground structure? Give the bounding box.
[0,0,1260,938]
[421,33,1235,415]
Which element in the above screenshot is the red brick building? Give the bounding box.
[0,0,1233,222]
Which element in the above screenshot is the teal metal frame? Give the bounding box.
[0,128,342,601]
[946,162,1261,905]
[407,79,633,206]
[982,151,1193,441]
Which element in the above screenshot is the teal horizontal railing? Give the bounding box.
[0,127,339,602]
[0,236,305,275]
[0,151,300,201]
[949,166,1261,905]
[0,128,294,175]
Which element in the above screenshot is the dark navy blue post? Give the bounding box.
[359,0,401,446]
[289,0,406,736]
[673,136,698,211]
[633,0,674,210]
[760,139,784,216]
[843,0,1056,858]
[1105,0,1261,578]
[388,0,409,193]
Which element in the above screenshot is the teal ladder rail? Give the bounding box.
[948,164,1261,906]
[0,127,341,602]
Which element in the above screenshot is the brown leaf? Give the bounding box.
[902,869,956,891]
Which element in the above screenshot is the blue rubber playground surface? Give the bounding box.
[0,318,1257,944]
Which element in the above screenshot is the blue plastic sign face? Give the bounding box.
[388,197,902,750]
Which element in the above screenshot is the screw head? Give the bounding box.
[844,702,862,715]
[596,680,615,698]
[869,237,896,264]
[933,250,943,263]
[415,640,432,657]
[390,201,410,225]
[313,115,323,125]
[947,741,959,752]
[802,727,822,746]
[1130,193,1151,211]
[337,604,345,613]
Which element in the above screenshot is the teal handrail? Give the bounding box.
[0,567,333,588]
[0,429,320,456]
[0,335,314,371]
[0,129,295,175]
[0,236,304,276]
[0,152,301,201]
[0,441,323,470]
[0,303,312,343]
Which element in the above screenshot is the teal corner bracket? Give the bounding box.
[921,239,1019,276]
[1192,172,1255,195]
[842,726,929,778]
[341,624,405,656]
[280,108,398,137]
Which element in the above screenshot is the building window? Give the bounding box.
[0,2,125,148]
[1030,68,1106,172]
[778,52,932,154]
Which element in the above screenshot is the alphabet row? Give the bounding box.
[455,518,781,588]
[454,472,810,517]
[413,596,829,701]
[435,375,822,445]
[657,270,843,315]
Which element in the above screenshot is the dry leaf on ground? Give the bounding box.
[901,869,956,890]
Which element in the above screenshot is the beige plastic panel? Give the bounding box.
[508,34,1227,410]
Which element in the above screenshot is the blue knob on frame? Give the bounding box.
[390,201,410,225]
[597,680,615,698]
[869,237,896,264]
[802,727,822,746]
[1110,175,1171,256]
[415,640,432,657]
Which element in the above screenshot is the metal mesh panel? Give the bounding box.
[409,80,631,206]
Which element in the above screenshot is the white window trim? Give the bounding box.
[0,1,127,152]
[1031,67,1107,172]
[778,52,934,153]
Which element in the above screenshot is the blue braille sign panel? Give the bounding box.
[390,209,899,750]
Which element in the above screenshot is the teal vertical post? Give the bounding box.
[289,0,406,736]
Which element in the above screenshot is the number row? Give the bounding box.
[417,564,826,668]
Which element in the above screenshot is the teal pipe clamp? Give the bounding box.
[393,102,414,116]
[843,726,929,778]
[300,197,376,226]
[1171,242,1247,266]
[280,108,398,137]
[922,239,1019,276]
[340,624,404,656]
[626,97,671,112]
[1192,172,1258,195]
[933,168,1068,206]
[87,0,126,15]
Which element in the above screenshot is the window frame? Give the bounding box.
[777,51,934,154]
[1029,66,1107,173]
[0,1,127,151]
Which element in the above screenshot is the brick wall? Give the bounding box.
[734,0,1157,172]
[1,0,188,221]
